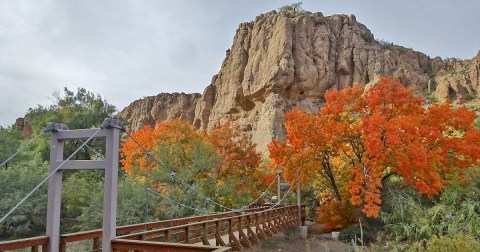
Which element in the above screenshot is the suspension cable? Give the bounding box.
[257,184,294,214]
[0,127,102,224]
[236,174,277,211]
[78,139,221,214]
[85,131,279,214]
[124,131,239,212]
[118,169,217,214]
[82,134,282,214]
[0,131,47,168]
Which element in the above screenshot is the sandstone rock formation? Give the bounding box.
[431,52,480,103]
[119,11,480,153]
[14,117,32,138]
[118,92,200,131]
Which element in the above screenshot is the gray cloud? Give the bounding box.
[1,0,479,127]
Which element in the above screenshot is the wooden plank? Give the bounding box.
[202,223,211,245]
[228,219,242,251]
[93,237,100,250]
[237,216,251,248]
[267,212,278,234]
[262,214,274,237]
[215,221,227,247]
[245,216,259,244]
[0,236,49,251]
[166,229,172,242]
[254,214,267,240]
[185,226,190,244]
[61,230,102,242]
[112,239,231,252]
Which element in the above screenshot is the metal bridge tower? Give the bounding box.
[46,119,123,252]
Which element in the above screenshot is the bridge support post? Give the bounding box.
[46,119,123,252]
[277,172,281,204]
[296,183,301,224]
[46,124,65,252]
[102,123,120,252]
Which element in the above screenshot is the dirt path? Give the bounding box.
[244,223,355,252]
[244,233,354,252]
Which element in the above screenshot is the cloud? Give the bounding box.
[0,0,479,127]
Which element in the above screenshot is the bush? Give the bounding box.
[340,225,362,243]
[426,235,480,252]
[427,94,439,103]
[456,66,467,74]
[381,174,480,243]
[278,2,305,15]
[377,39,393,50]
[466,92,477,101]
[361,33,374,43]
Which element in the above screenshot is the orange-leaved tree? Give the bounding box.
[120,119,265,212]
[206,121,264,206]
[120,120,202,178]
[207,121,261,178]
[269,77,480,218]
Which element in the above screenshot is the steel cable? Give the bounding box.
[0,127,102,224]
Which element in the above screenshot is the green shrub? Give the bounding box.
[466,92,477,101]
[340,225,362,243]
[456,66,467,74]
[278,2,305,16]
[427,94,439,103]
[426,235,480,252]
[381,175,480,243]
[361,33,374,43]
[377,39,393,50]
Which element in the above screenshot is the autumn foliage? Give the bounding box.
[206,121,261,178]
[120,120,264,208]
[120,120,202,177]
[269,77,480,218]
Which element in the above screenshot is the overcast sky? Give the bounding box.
[1,0,479,127]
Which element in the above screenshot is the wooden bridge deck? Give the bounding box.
[0,204,305,252]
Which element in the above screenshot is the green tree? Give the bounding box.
[0,87,118,239]
[27,87,116,132]
[64,174,159,231]
[0,126,22,169]
[278,2,305,14]
[26,87,116,161]
[0,152,48,239]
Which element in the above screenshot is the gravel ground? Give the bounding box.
[244,233,355,252]
[244,222,357,252]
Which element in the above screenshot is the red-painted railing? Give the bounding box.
[0,204,305,252]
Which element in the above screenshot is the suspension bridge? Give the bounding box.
[0,118,306,252]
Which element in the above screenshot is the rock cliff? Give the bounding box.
[119,11,480,153]
[118,92,200,131]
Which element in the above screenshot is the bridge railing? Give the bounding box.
[111,239,231,252]
[59,205,273,251]
[0,204,304,251]
[0,236,48,252]
[114,205,301,251]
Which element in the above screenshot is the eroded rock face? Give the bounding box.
[120,11,480,153]
[193,11,434,153]
[14,117,32,138]
[432,52,480,103]
[118,93,200,131]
